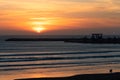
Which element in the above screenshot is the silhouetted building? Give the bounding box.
[91,33,103,39]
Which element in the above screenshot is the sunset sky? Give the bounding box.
[0,0,120,35]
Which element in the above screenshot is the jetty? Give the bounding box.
[5,34,120,44]
[5,38,77,41]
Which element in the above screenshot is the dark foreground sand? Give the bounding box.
[15,72,120,80]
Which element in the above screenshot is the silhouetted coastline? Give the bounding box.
[15,72,120,80]
[5,34,120,44]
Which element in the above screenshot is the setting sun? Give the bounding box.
[29,17,54,33]
[33,27,46,33]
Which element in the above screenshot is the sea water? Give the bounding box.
[0,36,120,80]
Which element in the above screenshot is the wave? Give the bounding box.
[0,54,120,62]
[0,50,120,57]
[0,61,120,72]
[0,59,120,68]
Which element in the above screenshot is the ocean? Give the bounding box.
[0,35,120,80]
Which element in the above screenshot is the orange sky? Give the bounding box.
[0,0,120,35]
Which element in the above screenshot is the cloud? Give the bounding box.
[0,0,120,35]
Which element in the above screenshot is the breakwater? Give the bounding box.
[5,34,120,44]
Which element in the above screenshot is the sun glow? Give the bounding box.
[33,27,46,33]
[29,17,56,33]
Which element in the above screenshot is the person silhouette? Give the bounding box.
[109,69,113,73]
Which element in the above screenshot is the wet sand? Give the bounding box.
[15,72,120,80]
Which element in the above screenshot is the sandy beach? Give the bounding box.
[15,72,120,80]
